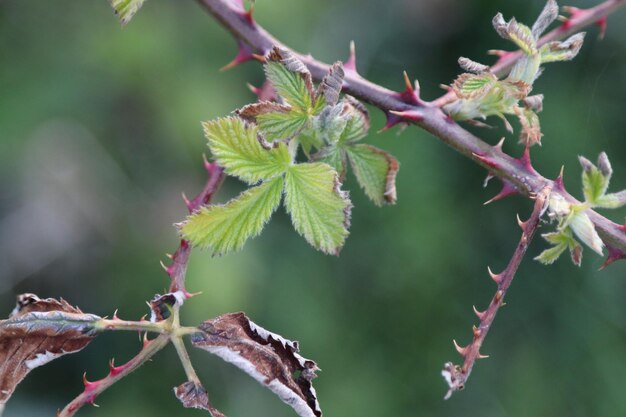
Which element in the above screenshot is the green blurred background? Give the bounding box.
[1,0,625,416]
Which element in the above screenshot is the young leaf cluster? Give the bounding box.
[536,153,625,265]
[181,47,399,256]
[444,0,585,147]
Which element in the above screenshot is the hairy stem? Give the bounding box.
[195,0,626,259]
[57,334,170,417]
[442,186,551,399]
[95,318,166,334]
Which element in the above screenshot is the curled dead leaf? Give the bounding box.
[191,312,322,417]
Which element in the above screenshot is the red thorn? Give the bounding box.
[221,41,255,71]
[487,266,502,285]
[393,71,422,106]
[516,214,526,230]
[484,180,519,205]
[389,109,423,123]
[82,373,98,391]
[344,40,358,73]
[472,152,500,170]
[242,1,255,25]
[515,146,536,173]
[596,16,607,40]
[112,309,120,320]
[554,166,566,190]
[472,325,481,338]
[247,80,277,102]
[473,305,486,320]
[453,339,468,357]
[378,112,405,133]
[183,290,203,299]
[600,245,626,270]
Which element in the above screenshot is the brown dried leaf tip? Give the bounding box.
[192,312,322,417]
[0,294,100,407]
[175,381,226,417]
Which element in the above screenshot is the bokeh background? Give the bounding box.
[1,0,626,416]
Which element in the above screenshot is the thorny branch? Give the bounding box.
[442,186,551,400]
[166,158,224,294]
[195,0,626,263]
[57,334,170,417]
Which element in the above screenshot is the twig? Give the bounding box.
[441,186,551,399]
[57,334,170,417]
[432,0,626,107]
[195,0,626,260]
[165,158,225,294]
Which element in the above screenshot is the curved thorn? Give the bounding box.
[487,266,501,284]
[472,305,486,320]
[453,339,468,356]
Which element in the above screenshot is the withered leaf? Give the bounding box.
[191,312,322,417]
[236,101,292,123]
[317,62,345,106]
[174,381,226,417]
[0,294,100,407]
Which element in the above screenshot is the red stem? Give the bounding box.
[167,159,225,294]
[442,186,551,399]
[195,0,626,260]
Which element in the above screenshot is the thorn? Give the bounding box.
[472,325,481,338]
[389,109,423,123]
[484,180,519,205]
[517,214,526,229]
[242,0,255,25]
[165,253,174,260]
[160,260,170,274]
[139,314,148,322]
[487,49,508,57]
[183,290,203,299]
[395,71,422,106]
[112,309,120,320]
[554,166,565,190]
[515,146,536,173]
[82,372,90,387]
[495,137,505,151]
[220,41,255,71]
[487,266,501,284]
[494,290,504,302]
[477,352,490,359]
[344,40,358,73]
[453,339,468,356]
[600,245,626,270]
[378,112,405,133]
[472,152,500,170]
[439,83,451,91]
[473,305,486,320]
[251,53,267,63]
[142,332,150,348]
[483,173,494,188]
[182,192,191,210]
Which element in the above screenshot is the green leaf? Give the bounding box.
[317,104,349,145]
[594,191,626,209]
[109,0,146,25]
[346,144,399,206]
[284,163,352,254]
[535,241,568,265]
[257,111,309,142]
[181,176,284,256]
[203,117,291,184]
[314,147,346,179]
[298,127,324,156]
[492,13,537,55]
[451,73,498,100]
[540,33,585,63]
[582,165,609,204]
[536,229,583,266]
[265,48,314,112]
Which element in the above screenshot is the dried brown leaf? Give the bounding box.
[236,101,292,123]
[317,62,345,106]
[0,294,100,407]
[191,312,322,417]
[174,381,226,417]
